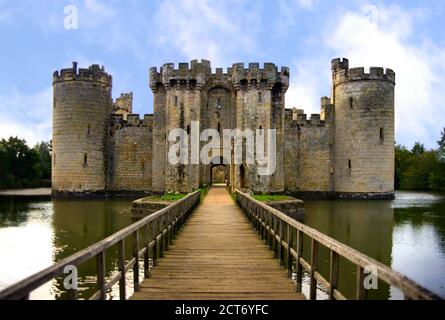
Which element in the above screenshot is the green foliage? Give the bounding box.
[438,128,445,150]
[252,194,293,202]
[395,144,411,189]
[0,137,52,189]
[199,185,210,202]
[144,193,186,202]
[34,141,52,180]
[395,133,445,191]
[438,128,445,162]
[400,151,437,190]
[411,142,425,155]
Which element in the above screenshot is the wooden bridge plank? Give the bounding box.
[131,187,305,300]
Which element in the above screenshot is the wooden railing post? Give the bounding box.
[287,224,293,278]
[144,224,150,279]
[260,208,265,241]
[67,288,78,300]
[96,251,106,300]
[133,231,140,292]
[160,216,165,258]
[268,211,272,250]
[310,239,318,300]
[152,220,158,266]
[279,220,284,266]
[356,266,368,300]
[118,239,126,300]
[166,209,171,250]
[295,229,303,292]
[329,250,339,300]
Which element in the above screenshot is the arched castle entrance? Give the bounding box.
[210,156,229,186]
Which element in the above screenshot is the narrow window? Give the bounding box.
[348,159,352,170]
[187,124,190,135]
[84,153,88,166]
[174,96,178,106]
[380,127,384,142]
[141,159,145,173]
[349,97,353,110]
[87,124,91,136]
[258,92,262,103]
[53,154,56,166]
[217,122,221,133]
[217,97,222,109]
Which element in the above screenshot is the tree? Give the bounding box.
[438,128,445,162]
[395,144,411,189]
[34,141,52,180]
[401,151,437,190]
[438,127,445,150]
[411,142,425,155]
[0,137,41,188]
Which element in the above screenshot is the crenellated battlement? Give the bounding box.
[53,62,112,87]
[113,92,133,113]
[149,60,289,92]
[332,58,395,85]
[286,108,326,128]
[111,113,153,130]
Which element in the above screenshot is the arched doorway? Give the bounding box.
[210,156,228,186]
[211,165,227,184]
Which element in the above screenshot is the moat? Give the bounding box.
[0,191,444,300]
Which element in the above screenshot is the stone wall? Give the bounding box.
[109,114,153,192]
[332,58,395,196]
[52,58,395,199]
[284,104,334,194]
[52,63,112,194]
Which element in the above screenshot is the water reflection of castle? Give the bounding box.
[304,200,394,299]
[51,200,132,299]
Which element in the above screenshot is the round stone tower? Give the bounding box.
[332,58,395,199]
[52,62,113,194]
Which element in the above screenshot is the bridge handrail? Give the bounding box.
[235,189,441,300]
[0,190,201,300]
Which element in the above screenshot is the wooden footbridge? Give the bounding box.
[0,187,440,300]
[132,187,303,300]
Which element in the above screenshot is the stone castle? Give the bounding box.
[52,58,395,199]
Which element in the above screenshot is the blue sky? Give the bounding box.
[0,0,444,148]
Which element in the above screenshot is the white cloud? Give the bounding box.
[0,87,52,146]
[326,4,444,148]
[153,0,261,66]
[285,58,331,114]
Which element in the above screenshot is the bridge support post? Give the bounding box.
[295,230,303,292]
[118,239,126,300]
[133,231,140,292]
[287,224,293,278]
[309,239,318,300]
